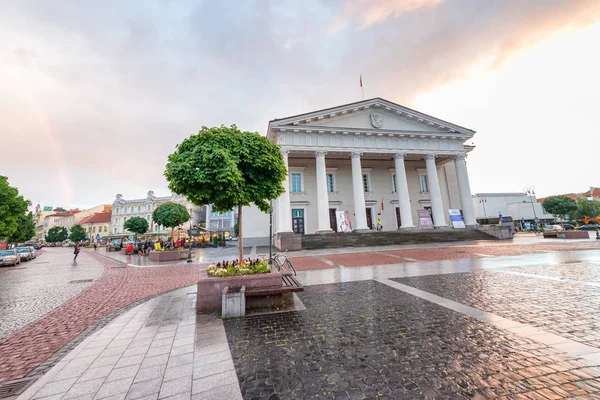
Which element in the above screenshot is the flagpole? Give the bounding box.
[360,74,364,100]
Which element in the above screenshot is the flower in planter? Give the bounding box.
[206,258,270,277]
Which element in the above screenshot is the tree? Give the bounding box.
[542,196,577,226]
[69,225,87,243]
[0,176,30,240]
[123,216,149,241]
[164,125,286,261]
[152,202,190,246]
[8,212,36,244]
[571,198,600,221]
[46,226,68,243]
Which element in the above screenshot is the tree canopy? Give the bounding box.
[69,225,87,242]
[569,198,600,221]
[164,125,286,260]
[152,202,190,244]
[0,176,30,240]
[8,212,36,244]
[124,216,149,239]
[46,226,68,243]
[542,196,577,222]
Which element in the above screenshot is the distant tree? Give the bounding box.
[8,212,36,244]
[571,198,600,221]
[152,203,190,247]
[164,125,286,261]
[0,176,30,240]
[123,216,149,241]
[46,226,68,243]
[68,225,87,243]
[542,196,577,226]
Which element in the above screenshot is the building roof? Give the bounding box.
[78,211,112,225]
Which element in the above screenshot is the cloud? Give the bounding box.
[1,0,600,207]
[329,0,444,32]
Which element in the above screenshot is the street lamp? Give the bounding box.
[523,185,538,231]
[187,207,193,263]
[587,195,599,239]
[478,198,487,219]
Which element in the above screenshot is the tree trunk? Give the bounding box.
[171,227,175,248]
[238,202,243,261]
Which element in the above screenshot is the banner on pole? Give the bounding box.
[448,209,466,228]
[336,211,353,233]
[418,210,434,230]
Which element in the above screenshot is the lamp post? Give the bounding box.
[268,200,273,267]
[523,186,538,231]
[588,195,599,240]
[478,198,487,219]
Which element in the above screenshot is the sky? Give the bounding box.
[2,0,600,209]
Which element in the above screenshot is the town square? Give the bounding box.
[2,1,600,399]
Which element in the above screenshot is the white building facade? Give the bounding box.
[205,205,236,232]
[265,98,478,245]
[472,193,555,224]
[111,191,202,235]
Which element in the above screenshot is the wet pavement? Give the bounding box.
[5,238,600,399]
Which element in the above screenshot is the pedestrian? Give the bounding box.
[154,241,161,252]
[376,218,382,231]
[74,243,80,261]
[93,242,98,251]
[126,242,134,255]
[143,240,149,255]
[137,241,143,256]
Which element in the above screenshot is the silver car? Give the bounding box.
[16,247,33,262]
[0,249,21,266]
[27,246,37,259]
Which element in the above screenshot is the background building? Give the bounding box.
[78,211,112,241]
[472,193,554,225]
[206,205,236,233]
[111,191,204,235]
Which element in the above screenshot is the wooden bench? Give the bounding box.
[245,274,304,297]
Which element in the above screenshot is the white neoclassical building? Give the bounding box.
[258,98,478,248]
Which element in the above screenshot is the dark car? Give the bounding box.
[576,224,599,231]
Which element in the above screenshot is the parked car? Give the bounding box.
[27,246,37,259]
[16,247,33,261]
[49,243,56,247]
[576,224,599,231]
[0,249,21,266]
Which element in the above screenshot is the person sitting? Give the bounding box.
[154,241,161,251]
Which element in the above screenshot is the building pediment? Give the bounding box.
[268,98,474,141]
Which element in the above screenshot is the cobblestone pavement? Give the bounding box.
[224,280,600,399]
[0,250,104,339]
[0,249,204,384]
[393,265,600,349]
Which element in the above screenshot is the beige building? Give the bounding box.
[78,211,112,241]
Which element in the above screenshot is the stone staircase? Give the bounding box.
[301,228,499,250]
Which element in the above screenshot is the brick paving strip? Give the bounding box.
[0,251,203,384]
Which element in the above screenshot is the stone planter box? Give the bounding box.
[197,270,282,314]
[149,250,188,262]
[557,231,589,239]
[222,286,246,318]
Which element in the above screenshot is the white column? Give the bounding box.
[315,151,332,233]
[454,154,477,226]
[351,152,369,231]
[394,153,414,228]
[424,154,448,227]
[277,150,293,233]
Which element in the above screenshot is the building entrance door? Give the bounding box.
[395,207,401,229]
[292,209,304,234]
[329,209,337,232]
[366,208,373,230]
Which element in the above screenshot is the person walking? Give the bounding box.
[74,243,81,261]
[126,242,134,255]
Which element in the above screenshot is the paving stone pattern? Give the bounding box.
[0,250,103,339]
[513,262,600,283]
[224,280,600,399]
[394,269,600,349]
[0,250,203,384]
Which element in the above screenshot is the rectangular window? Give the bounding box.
[124,217,127,223]
[326,174,334,192]
[392,174,397,193]
[114,217,118,224]
[146,214,150,221]
[92,227,96,233]
[104,226,107,232]
[130,206,134,213]
[147,204,151,211]
[362,174,369,193]
[114,227,117,233]
[419,174,429,193]
[138,205,141,212]
[291,173,302,193]
[115,207,119,214]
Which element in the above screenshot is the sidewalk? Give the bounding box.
[18,286,242,400]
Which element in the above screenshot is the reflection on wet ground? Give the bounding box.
[224,280,600,399]
[394,265,600,349]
